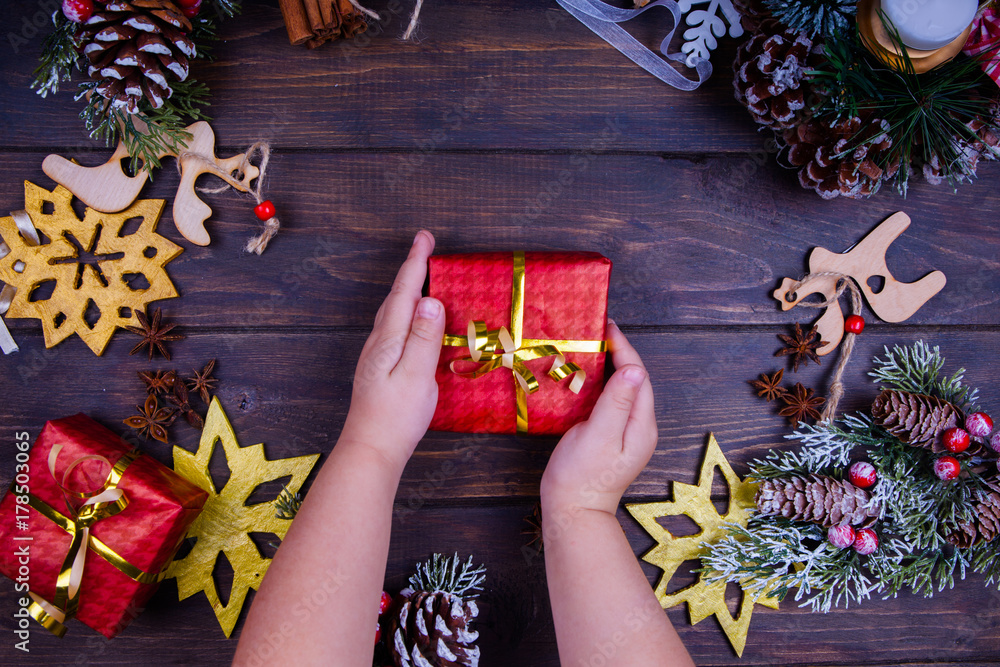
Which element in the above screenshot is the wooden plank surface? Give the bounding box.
[1,0,999,664]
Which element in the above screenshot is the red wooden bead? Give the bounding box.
[934,456,961,480]
[844,315,865,334]
[942,427,970,453]
[254,200,276,221]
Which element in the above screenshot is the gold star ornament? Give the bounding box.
[626,434,779,657]
[166,397,320,636]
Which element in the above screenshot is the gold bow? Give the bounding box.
[442,251,606,434]
[25,445,164,637]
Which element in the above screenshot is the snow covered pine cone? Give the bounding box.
[947,477,1000,548]
[871,389,979,454]
[390,589,480,667]
[79,0,196,114]
[731,0,770,33]
[780,114,901,199]
[733,19,820,130]
[757,474,881,528]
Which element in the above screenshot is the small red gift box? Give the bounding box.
[429,251,612,435]
[0,415,207,638]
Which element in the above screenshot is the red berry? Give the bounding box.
[176,0,200,6]
[942,427,970,453]
[966,412,994,439]
[853,528,879,555]
[374,621,381,645]
[848,462,877,489]
[254,200,276,221]
[844,315,865,335]
[827,524,856,549]
[62,0,94,22]
[179,0,201,17]
[934,456,961,480]
[379,590,392,615]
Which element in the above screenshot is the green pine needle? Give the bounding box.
[869,341,980,412]
[31,12,81,98]
[764,0,856,38]
[274,486,303,520]
[408,553,486,598]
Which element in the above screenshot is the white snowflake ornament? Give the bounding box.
[678,0,744,66]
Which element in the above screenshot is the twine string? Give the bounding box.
[177,141,280,255]
[403,0,424,40]
[785,271,863,423]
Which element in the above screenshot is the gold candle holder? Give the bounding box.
[857,0,974,74]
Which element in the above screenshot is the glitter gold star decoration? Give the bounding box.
[0,182,181,355]
[166,397,320,637]
[626,434,779,657]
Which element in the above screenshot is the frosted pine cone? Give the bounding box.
[731,0,771,32]
[77,0,196,114]
[923,109,1000,185]
[391,589,480,667]
[871,389,965,453]
[780,115,901,199]
[733,20,819,130]
[756,474,881,528]
[946,478,1000,548]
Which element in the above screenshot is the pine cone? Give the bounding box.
[923,110,1000,186]
[391,589,481,667]
[733,20,819,130]
[946,478,1000,548]
[78,0,196,114]
[731,0,771,32]
[871,389,964,453]
[756,474,880,528]
[780,115,902,200]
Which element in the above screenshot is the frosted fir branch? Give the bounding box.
[31,12,81,98]
[970,539,1000,587]
[869,341,979,411]
[409,553,486,599]
[749,414,879,479]
[701,519,876,613]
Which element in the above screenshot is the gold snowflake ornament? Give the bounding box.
[626,434,779,657]
[0,182,181,354]
[167,397,320,637]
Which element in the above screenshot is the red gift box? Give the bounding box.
[429,251,612,435]
[0,415,207,638]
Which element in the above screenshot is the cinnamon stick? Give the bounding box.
[278,0,313,45]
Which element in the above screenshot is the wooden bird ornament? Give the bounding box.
[42,121,260,247]
[772,212,946,355]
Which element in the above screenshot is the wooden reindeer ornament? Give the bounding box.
[772,212,947,355]
[41,121,279,253]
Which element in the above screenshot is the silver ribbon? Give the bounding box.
[555,0,712,91]
[0,210,41,355]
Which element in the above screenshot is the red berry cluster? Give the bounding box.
[64,0,201,23]
[933,411,995,481]
[826,462,881,554]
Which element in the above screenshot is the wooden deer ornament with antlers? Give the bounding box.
[41,121,260,247]
[772,212,947,355]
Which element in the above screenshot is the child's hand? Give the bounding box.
[340,230,445,471]
[540,322,657,515]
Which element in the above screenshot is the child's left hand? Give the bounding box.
[340,230,445,471]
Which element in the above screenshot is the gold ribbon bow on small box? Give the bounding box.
[441,251,607,435]
[25,446,165,637]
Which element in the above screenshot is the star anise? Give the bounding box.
[522,502,544,555]
[124,394,176,443]
[169,381,205,429]
[751,369,787,402]
[776,322,827,372]
[187,359,218,404]
[138,369,178,396]
[778,383,825,424]
[125,308,184,361]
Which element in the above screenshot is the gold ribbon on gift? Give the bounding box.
[0,210,41,355]
[23,445,165,637]
[442,251,607,434]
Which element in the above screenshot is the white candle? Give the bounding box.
[881,0,978,50]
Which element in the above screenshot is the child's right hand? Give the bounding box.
[540,321,658,515]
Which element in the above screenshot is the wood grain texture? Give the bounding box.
[0,153,997,332]
[2,0,1000,664]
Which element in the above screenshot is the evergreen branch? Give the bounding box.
[274,486,303,520]
[749,414,881,480]
[971,539,1000,587]
[870,341,979,411]
[31,12,81,98]
[409,553,486,598]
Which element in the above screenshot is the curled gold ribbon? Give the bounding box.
[24,445,163,637]
[0,210,42,355]
[442,251,606,434]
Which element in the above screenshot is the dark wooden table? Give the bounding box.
[2,1,999,664]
